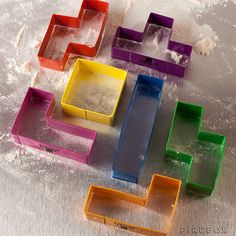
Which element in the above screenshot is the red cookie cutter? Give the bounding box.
[38,0,108,71]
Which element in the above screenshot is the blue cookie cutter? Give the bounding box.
[112,74,164,183]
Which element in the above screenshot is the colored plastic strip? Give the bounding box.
[61,59,127,125]
[84,174,181,236]
[166,101,226,195]
[38,0,108,71]
[112,75,164,183]
[11,87,96,163]
[111,13,192,77]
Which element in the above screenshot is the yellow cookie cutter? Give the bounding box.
[61,59,127,125]
[84,174,181,236]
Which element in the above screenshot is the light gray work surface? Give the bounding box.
[0,0,235,235]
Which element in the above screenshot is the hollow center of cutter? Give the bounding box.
[18,97,93,154]
[67,70,124,115]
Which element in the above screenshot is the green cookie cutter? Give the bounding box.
[166,101,226,196]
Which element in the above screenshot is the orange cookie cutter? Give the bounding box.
[84,174,181,236]
[38,0,108,71]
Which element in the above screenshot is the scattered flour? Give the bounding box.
[170,51,183,64]
[194,36,217,56]
[0,133,6,140]
[124,0,136,14]
[4,150,20,163]
[15,25,27,53]
[6,73,18,85]
[125,0,236,16]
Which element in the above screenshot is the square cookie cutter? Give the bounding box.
[61,59,127,125]
[11,87,96,163]
[112,74,164,183]
[166,101,226,195]
[38,0,108,71]
[84,174,181,236]
[111,13,192,77]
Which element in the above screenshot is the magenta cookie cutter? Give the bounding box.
[111,13,192,77]
[11,87,96,163]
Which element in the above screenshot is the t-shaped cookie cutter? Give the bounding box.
[84,174,181,236]
[38,0,108,71]
[112,74,164,183]
[11,87,96,163]
[61,59,127,125]
[111,13,192,77]
[166,101,226,195]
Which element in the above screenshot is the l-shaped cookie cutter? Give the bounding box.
[84,174,181,236]
[112,74,164,183]
[111,13,192,77]
[166,101,226,195]
[11,87,96,163]
[61,59,127,125]
[38,0,108,71]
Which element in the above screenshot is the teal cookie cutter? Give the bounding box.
[166,101,226,196]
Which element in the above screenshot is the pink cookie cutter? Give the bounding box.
[11,87,96,163]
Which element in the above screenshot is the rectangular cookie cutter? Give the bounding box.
[11,87,96,163]
[112,74,164,183]
[84,174,181,236]
[166,101,226,195]
[111,13,192,77]
[38,0,108,71]
[61,59,127,125]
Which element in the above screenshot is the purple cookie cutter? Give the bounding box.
[11,87,96,163]
[111,13,192,77]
